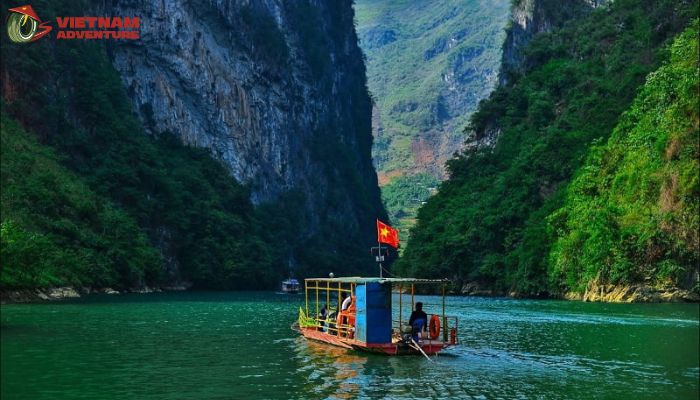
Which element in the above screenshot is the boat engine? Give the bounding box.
[400,324,414,343]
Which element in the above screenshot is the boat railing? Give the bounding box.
[392,314,458,345]
[300,278,459,346]
[307,317,357,338]
[301,312,458,345]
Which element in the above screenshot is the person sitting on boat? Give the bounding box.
[318,304,328,331]
[324,311,336,333]
[409,302,428,342]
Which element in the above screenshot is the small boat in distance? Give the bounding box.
[293,277,458,356]
[281,278,301,294]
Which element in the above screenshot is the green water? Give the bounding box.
[1,292,698,399]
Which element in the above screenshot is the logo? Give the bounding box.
[6,4,140,43]
[6,5,51,43]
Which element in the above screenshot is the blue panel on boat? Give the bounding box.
[356,284,367,342]
[355,282,391,344]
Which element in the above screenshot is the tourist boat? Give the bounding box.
[293,277,458,356]
[281,278,301,294]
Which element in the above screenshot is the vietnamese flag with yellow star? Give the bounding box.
[376,219,399,248]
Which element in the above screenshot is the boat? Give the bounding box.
[293,277,458,356]
[281,278,301,294]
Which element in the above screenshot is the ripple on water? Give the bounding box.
[1,292,698,400]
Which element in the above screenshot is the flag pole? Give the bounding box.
[378,239,383,278]
[376,219,383,278]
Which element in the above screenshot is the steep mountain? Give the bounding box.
[468,0,605,150]
[1,115,160,289]
[550,22,699,300]
[354,0,510,232]
[0,0,385,291]
[397,0,698,299]
[498,0,603,86]
[107,0,387,276]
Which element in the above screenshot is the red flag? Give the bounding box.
[376,219,399,248]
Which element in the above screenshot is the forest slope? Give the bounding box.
[397,0,698,300]
[0,0,385,291]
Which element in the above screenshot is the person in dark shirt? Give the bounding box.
[318,304,328,331]
[408,302,428,341]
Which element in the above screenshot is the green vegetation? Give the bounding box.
[1,2,306,289]
[0,90,279,291]
[1,0,383,291]
[398,0,698,296]
[550,21,699,293]
[1,115,159,289]
[355,0,509,168]
[355,0,510,233]
[381,173,438,235]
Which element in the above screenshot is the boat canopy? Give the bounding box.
[304,277,449,284]
[298,276,459,354]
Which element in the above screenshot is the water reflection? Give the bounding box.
[294,338,368,399]
[293,337,444,399]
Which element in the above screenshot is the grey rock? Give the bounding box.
[499,0,609,86]
[362,27,397,49]
[46,287,81,299]
[104,0,383,274]
[467,0,607,151]
[579,279,698,303]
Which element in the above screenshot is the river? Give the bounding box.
[1,291,698,399]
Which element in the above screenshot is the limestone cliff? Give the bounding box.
[467,0,605,149]
[104,0,386,273]
[499,0,607,85]
[565,280,700,303]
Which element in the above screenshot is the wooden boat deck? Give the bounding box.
[298,326,453,356]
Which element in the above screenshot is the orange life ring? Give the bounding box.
[429,315,441,340]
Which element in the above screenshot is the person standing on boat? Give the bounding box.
[328,294,346,335]
[338,293,356,338]
[338,293,347,312]
[409,302,428,341]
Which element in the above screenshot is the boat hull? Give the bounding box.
[297,326,451,356]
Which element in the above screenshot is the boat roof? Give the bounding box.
[304,277,449,284]
[283,278,300,284]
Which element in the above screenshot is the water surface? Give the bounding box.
[2,292,698,399]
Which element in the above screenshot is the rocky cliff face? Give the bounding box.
[565,280,700,303]
[467,0,606,149]
[109,0,369,199]
[499,0,551,86]
[107,0,385,272]
[499,0,608,85]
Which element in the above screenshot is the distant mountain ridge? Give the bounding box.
[354,0,510,231]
